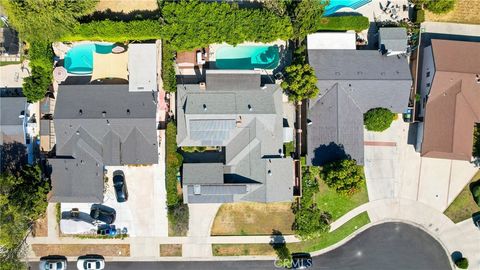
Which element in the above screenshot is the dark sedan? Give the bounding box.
[113,170,128,202]
[90,204,116,224]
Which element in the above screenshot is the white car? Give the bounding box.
[38,258,67,270]
[76,256,105,270]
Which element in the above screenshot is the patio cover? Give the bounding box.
[90,52,128,81]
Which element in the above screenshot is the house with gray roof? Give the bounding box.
[49,85,157,203]
[306,37,412,166]
[177,70,294,203]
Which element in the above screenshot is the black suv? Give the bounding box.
[90,204,116,224]
[113,170,128,202]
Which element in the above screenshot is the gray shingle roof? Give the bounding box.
[49,84,157,202]
[379,27,408,53]
[307,49,412,166]
[206,70,261,91]
[178,72,294,204]
[0,97,26,145]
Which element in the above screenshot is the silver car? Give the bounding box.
[76,255,105,270]
[39,258,67,270]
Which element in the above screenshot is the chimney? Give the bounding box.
[199,82,206,91]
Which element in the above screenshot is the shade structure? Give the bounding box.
[90,51,128,82]
[53,66,68,82]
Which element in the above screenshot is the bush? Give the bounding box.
[181,146,207,153]
[322,159,365,195]
[364,108,395,132]
[425,0,456,14]
[472,184,480,207]
[415,9,425,23]
[168,204,189,236]
[162,41,177,93]
[316,16,369,32]
[281,64,319,102]
[62,19,163,42]
[161,0,292,51]
[455,257,468,269]
[22,41,53,102]
[166,122,183,207]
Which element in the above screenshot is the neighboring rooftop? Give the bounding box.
[307,32,356,50]
[306,46,412,166]
[128,43,157,92]
[177,70,294,203]
[421,39,480,161]
[0,96,26,145]
[49,85,158,203]
[378,27,408,55]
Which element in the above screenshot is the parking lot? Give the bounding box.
[60,161,168,237]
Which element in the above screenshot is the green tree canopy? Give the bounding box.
[291,0,326,39]
[161,0,292,51]
[424,0,456,14]
[281,64,319,103]
[321,159,364,195]
[363,107,395,132]
[1,0,98,42]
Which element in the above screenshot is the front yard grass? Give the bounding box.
[211,202,295,236]
[213,211,370,256]
[425,0,480,24]
[444,170,480,223]
[31,244,130,257]
[316,179,369,221]
[159,244,182,257]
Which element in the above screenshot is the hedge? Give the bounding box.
[316,16,370,32]
[23,41,53,102]
[415,9,425,23]
[61,19,163,42]
[166,122,183,207]
[162,41,177,93]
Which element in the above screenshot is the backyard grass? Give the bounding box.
[211,202,295,236]
[315,179,369,221]
[159,244,182,257]
[444,170,480,223]
[213,212,370,256]
[31,244,130,257]
[425,0,480,24]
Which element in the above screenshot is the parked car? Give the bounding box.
[291,253,313,269]
[39,256,67,270]
[89,204,116,224]
[113,170,128,202]
[76,255,105,270]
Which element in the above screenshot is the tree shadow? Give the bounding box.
[270,229,291,266]
[311,142,349,166]
[0,142,27,174]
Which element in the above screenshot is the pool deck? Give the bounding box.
[343,0,409,22]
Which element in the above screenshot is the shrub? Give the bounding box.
[161,0,292,51]
[472,184,480,207]
[364,108,395,132]
[281,64,319,103]
[62,19,163,42]
[162,41,177,93]
[22,41,53,102]
[473,124,480,158]
[168,204,189,236]
[455,257,469,269]
[181,146,207,153]
[415,9,425,23]
[425,0,456,14]
[166,122,183,207]
[316,16,369,32]
[322,159,365,195]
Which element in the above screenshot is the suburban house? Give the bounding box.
[177,70,294,203]
[0,95,27,146]
[378,27,408,56]
[416,39,480,161]
[306,32,412,166]
[48,85,158,203]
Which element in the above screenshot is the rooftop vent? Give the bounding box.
[127,109,131,115]
[268,170,272,176]
[203,104,207,111]
[106,119,110,125]
[199,82,206,90]
[79,109,83,115]
[248,104,252,111]
[102,111,106,117]
[476,74,480,84]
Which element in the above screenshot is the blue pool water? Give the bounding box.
[324,0,372,16]
[64,43,114,74]
[215,45,279,70]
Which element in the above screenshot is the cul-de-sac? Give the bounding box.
[0,0,479,269]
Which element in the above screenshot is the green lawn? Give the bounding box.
[316,175,369,221]
[444,170,480,223]
[213,211,371,256]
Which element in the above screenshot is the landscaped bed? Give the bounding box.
[213,211,370,256]
[211,202,295,236]
[444,170,480,223]
[31,244,130,257]
[160,244,182,257]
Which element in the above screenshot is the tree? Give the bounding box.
[424,0,456,14]
[291,0,326,39]
[22,65,51,102]
[455,257,469,269]
[281,64,319,103]
[263,0,289,16]
[472,184,480,207]
[364,107,395,132]
[1,0,98,42]
[322,159,364,195]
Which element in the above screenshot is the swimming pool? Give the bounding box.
[324,0,372,16]
[64,43,114,74]
[215,45,279,70]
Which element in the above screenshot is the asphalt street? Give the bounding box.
[31,222,452,270]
